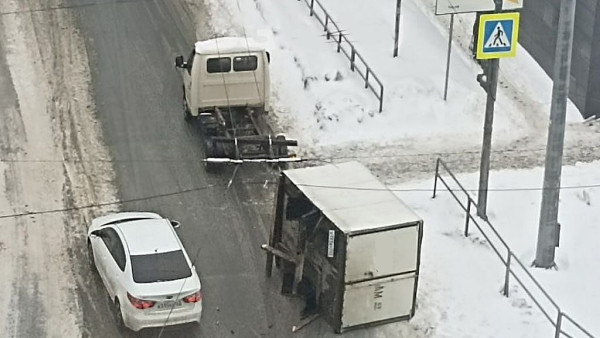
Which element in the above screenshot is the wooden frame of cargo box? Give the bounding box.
[263,162,424,333]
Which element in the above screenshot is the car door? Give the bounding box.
[101,228,127,299]
[91,228,112,291]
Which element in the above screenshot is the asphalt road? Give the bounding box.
[66,0,343,337]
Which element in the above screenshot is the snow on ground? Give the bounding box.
[199,0,600,337]
[394,161,600,337]
[203,0,600,183]
[205,0,588,150]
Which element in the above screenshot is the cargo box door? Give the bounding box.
[345,225,419,283]
[341,274,416,329]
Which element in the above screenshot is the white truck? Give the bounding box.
[174,37,297,172]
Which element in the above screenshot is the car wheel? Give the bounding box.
[87,241,96,270]
[114,299,125,330]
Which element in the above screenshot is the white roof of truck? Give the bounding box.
[195,37,266,55]
[284,162,422,234]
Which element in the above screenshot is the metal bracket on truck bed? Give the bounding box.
[204,157,302,164]
[203,134,300,169]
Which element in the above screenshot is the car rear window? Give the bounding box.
[130,250,192,283]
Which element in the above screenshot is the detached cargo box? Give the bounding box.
[263,161,424,333]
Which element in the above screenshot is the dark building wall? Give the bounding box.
[519,0,599,118]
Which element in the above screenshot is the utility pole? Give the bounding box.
[534,0,577,268]
[476,0,503,219]
[393,0,402,57]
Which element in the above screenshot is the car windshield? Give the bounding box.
[130,250,192,283]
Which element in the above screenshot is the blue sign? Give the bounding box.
[477,12,520,59]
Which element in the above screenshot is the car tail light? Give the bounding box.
[127,292,156,309]
[183,290,202,303]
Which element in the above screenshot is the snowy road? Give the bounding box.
[41,0,378,337]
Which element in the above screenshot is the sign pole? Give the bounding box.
[476,0,503,219]
[534,0,577,269]
[443,14,455,100]
[393,0,402,57]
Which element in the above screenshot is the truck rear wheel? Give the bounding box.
[204,139,221,173]
[272,135,289,170]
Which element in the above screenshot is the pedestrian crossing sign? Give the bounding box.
[477,12,520,59]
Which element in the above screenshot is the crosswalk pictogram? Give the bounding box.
[477,12,520,59]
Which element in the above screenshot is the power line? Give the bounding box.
[0,143,594,164]
[1,175,599,220]
[268,181,600,193]
[157,245,203,338]
[0,184,218,220]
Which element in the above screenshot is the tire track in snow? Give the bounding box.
[0,0,119,337]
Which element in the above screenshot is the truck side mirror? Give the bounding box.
[175,55,184,68]
[266,51,271,63]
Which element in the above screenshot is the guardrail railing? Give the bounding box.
[433,158,595,338]
[296,0,385,112]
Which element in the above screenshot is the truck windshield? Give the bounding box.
[130,250,192,283]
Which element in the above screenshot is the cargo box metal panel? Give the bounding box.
[263,161,424,333]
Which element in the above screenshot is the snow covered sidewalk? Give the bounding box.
[395,161,600,337]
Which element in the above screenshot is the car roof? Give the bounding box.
[114,218,182,256]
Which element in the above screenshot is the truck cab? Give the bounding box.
[175,37,271,119]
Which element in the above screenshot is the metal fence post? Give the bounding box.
[465,199,471,236]
[299,0,385,117]
[503,252,511,297]
[555,312,563,338]
[379,87,384,112]
[433,158,440,198]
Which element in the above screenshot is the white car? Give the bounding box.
[87,212,202,332]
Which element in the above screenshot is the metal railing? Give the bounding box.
[296,0,385,112]
[433,158,595,338]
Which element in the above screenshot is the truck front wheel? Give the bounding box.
[183,89,192,122]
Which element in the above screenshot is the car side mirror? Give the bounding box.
[170,220,181,229]
[90,230,102,238]
[175,55,184,68]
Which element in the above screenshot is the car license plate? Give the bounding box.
[157,301,182,310]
